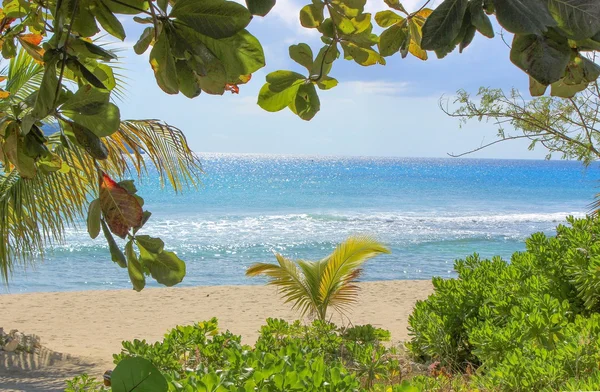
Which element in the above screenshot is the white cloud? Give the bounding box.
[343,80,411,96]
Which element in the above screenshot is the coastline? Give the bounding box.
[0,280,433,391]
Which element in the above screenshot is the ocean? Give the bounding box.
[4,154,599,293]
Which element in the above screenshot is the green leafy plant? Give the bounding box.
[407,215,600,391]
[246,236,390,321]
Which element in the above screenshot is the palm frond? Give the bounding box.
[246,254,316,317]
[319,236,390,315]
[1,50,43,108]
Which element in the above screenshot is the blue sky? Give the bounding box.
[115,0,546,159]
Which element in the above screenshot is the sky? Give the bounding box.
[114,0,546,160]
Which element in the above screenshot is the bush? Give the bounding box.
[407,216,600,391]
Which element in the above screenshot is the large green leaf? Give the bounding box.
[510,33,571,85]
[31,57,59,120]
[289,43,313,71]
[138,245,186,286]
[134,27,154,55]
[258,71,305,112]
[469,0,494,38]
[69,122,109,160]
[547,0,600,40]
[149,31,179,94]
[101,220,127,268]
[289,83,320,121]
[87,199,102,239]
[492,0,556,35]
[126,241,145,292]
[421,0,469,50]
[111,357,167,392]
[341,41,385,65]
[93,0,126,40]
[378,24,407,56]
[104,0,149,15]
[374,10,403,28]
[64,102,121,137]
[300,3,325,28]
[176,61,202,98]
[245,0,275,16]
[176,26,265,83]
[61,85,110,115]
[170,0,252,39]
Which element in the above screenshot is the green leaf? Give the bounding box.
[111,357,167,392]
[421,0,469,50]
[149,31,179,94]
[117,180,138,194]
[245,0,275,16]
[134,27,154,55]
[157,0,168,12]
[135,235,165,254]
[459,24,476,52]
[493,0,556,35]
[379,24,407,56]
[547,0,600,40]
[300,3,325,28]
[61,85,110,115]
[87,199,102,239]
[258,71,305,112]
[310,45,338,77]
[317,76,338,90]
[32,57,59,120]
[93,0,126,40]
[510,33,571,85]
[64,102,121,137]
[341,41,385,65]
[384,0,407,13]
[170,0,252,39]
[69,122,109,160]
[529,75,548,96]
[138,245,186,286]
[134,211,152,234]
[375,10,403,28]
[72,6,100,37]
[289,43,313,71]
[176,61,202,98]
[289,83,320,121]
[104,0,149,14]
[101,219,127,268]
[126,241,145,292]
[4,128,36,178]
[550,78,587,97]
[469,0,494,38]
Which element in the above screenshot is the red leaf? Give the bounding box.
[225,84,240,94]
[19,33,42,46]
[99,172,143,239]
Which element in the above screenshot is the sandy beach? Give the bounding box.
[0,280,433,391]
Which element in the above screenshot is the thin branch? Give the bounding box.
[447,134,552,158]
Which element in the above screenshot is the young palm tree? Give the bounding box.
[0,51,202,282]
[246,236,391,321]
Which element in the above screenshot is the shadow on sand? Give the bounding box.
[0,347,103,391]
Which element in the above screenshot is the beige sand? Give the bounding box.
[0,280,433,391]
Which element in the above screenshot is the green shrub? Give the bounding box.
[407,216,600,391]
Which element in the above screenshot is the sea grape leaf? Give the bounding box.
[510,33,571,85]
[111,357,167,392]
[125,241,145,292]
[492,0,557,35]
[469,0,494,38]
[317,76,338,90]
[93,0,126,40]
[101,219,127,268]
[258,71,305,112]
[421,0,469,50]
[289,43,314,71]
[70,123,109,160]
[99,172,143,239]
[137,244,186,287]
[246,0,275,16]
[87,199,102,239]
[300,3,325,28]
[134,27,154,55]
[378,24,407,56]
[31,57,59,120]
[170,0,252,39]
[529,76,548,96]
[135,235,165,254]
[547,0,600,40]
[150,31,179,94]
[288,83,320,121]
[374,10,403,28]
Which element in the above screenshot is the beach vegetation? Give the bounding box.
[245,236,390,321]
[407,215,600,391]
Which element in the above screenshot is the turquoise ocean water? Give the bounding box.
[4,154,600,293]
